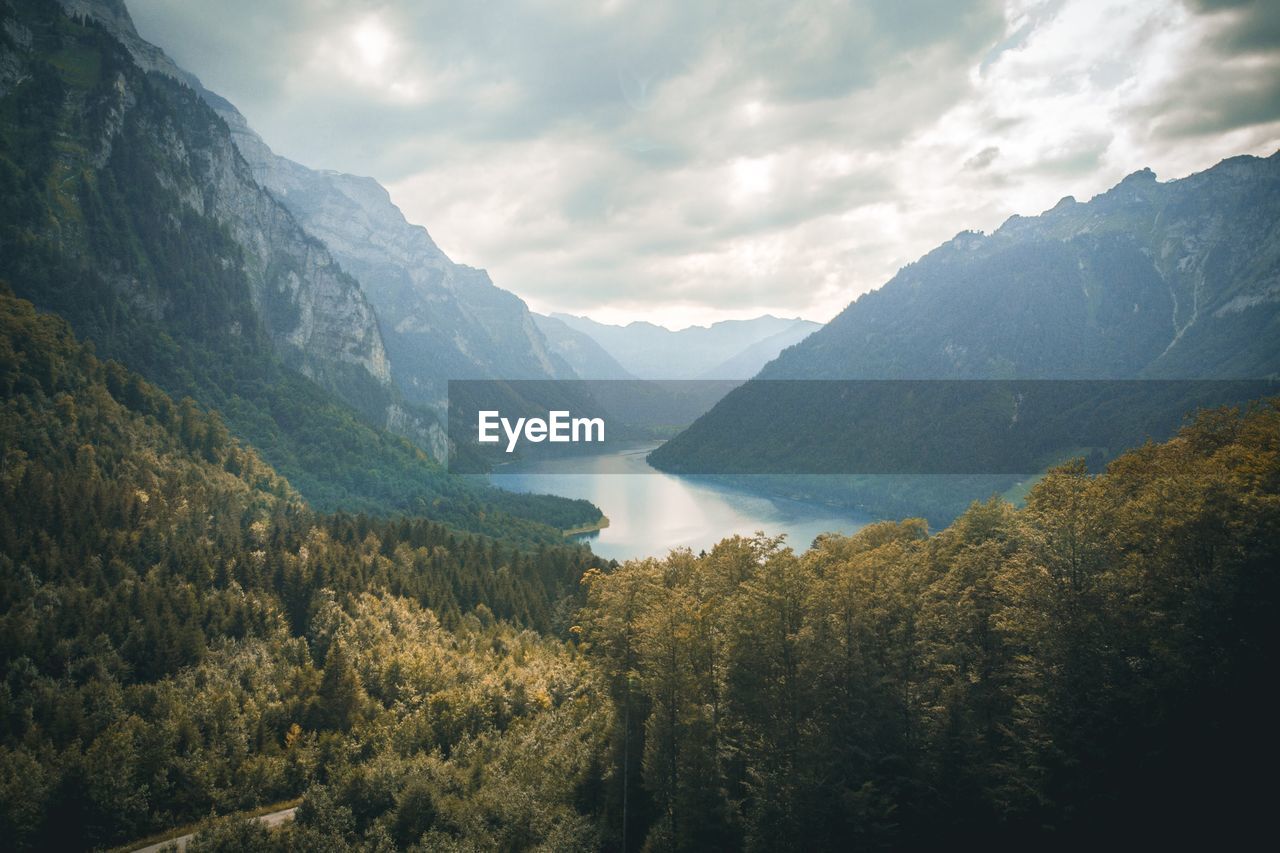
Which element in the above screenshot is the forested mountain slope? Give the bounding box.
[0,0,598,534]
[2,287,1277,849]
[588,399,1280,849]
[0,288,608,849]
[652,155,1280,521]
[758,154,1280,381]
[3,3,1277,851]
[58,0,581,413]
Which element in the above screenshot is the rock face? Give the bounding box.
[205,93,574,411]
[753,154,1280,381]
[0,0,603,529]
[48,0,463,455]
[194,131,393,390]
[65,0,576,413]
[52,0,390,397]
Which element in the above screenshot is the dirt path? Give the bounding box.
[129,806,298,852]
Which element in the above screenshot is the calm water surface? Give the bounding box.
[489,442,870,561]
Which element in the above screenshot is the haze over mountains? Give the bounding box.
[53,1,818,409]
[531,314,636,380]
[14,0,1280,518]
[652,153,1280,515]
[547,313,822,379]
[756,157,1280,381]
[4,2,1280,850]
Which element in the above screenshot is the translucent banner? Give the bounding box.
[447,379,1278,475]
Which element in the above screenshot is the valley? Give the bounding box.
[2,0,1278,850]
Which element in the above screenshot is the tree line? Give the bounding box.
[0,290,606,849]
[3,283,1279,849]
[582,399,1280,849]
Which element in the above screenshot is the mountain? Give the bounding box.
[0,283,597,636]
[0,0,598,534]
[551,313,822,379]
[5,246,1278,852]
[0,286,604,849]
[46,0,392,414]
[651,154,1280,520]
[754,156,1280,381]
[532,312,635,379]
[699,321,823,379]
[206,96,576,410]
[55,0,578,417]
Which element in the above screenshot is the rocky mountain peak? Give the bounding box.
[56,0,199,88]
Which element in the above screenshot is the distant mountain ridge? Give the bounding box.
[552,313,822,379]
[651,153,1280,521]
[700,321,823,379]
[532,313,635,380]
[753,155,1280,382]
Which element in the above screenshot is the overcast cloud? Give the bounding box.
[128,0,1280,328]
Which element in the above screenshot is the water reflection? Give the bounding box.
[489,442,870,561]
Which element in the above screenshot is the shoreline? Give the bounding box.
[563,515,610,537]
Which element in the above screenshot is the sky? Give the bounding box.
[128,0,1280,330]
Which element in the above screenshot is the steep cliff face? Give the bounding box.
[61,0,575,414]
[50,0,391,395]
[43,0,455,457]
[172,111,394,391]
[0,0,596,530]
[210,100,574,408]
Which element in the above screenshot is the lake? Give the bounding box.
[489,442,871,561]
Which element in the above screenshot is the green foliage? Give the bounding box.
[2,281,1278,849]
[185,815,282,853]
[0,290,607,849]
[653,154,1280,524]
[2,5,1278,849]
[0,0,599,540]
[584,400,1280,848]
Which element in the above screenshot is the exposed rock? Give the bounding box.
[59,0,577,418]
[54,0,398,416]
[213,112,575,409]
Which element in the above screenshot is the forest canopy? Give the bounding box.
[3,288,1278,848]
[579,396,1280,849]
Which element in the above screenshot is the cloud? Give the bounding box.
[1190,0,1280,53]
[1137,1,1280,140]
[964,146,1000,170]
[127,0,1280,328]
